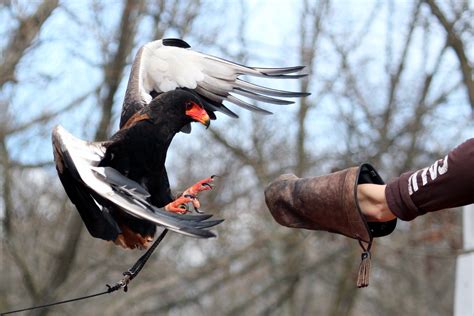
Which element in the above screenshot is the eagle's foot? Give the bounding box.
[181,175,216,212]
[164,176,216,214]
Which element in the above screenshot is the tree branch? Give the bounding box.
[95,0,145,140]
[0,0,59,88]
[424,0,474,110]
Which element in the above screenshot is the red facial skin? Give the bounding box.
[185,101,210,128]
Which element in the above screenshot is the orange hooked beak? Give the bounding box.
[186,101,210,128]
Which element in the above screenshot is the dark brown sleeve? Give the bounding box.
[385,138,474,221]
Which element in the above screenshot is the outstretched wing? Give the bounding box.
[120,38,310,128]
[52,125,222,240]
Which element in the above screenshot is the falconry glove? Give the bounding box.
[264,163,397,287]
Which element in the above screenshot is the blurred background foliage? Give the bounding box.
[0,0,472,315]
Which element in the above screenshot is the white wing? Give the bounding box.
[120,38,309,127]
[52,125,222,240]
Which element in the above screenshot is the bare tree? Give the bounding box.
[0,1,61,313]
[0,0,472,315]
[0,0,148,314]
[424,0,473,110]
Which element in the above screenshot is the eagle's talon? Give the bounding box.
[183,176,216,196]
[194,207,204,214]
[165,196,192,214]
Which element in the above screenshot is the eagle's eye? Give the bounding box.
[185,101,194,111]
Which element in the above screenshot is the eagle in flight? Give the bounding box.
[52,38,309,250]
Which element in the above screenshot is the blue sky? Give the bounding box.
[1,0,472,168]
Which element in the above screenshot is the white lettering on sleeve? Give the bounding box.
[407,155,449,196]
[408,171,419,195]
[438,155,448,175]
[428,160,439,181]
[421,167,429,186]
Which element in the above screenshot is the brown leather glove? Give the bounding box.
[264,163,397,287]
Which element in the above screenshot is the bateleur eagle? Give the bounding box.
[52,38,309,250]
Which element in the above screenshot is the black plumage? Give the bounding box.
[53,90,217,249]
[53,38,310,250]
[99,91,205,243]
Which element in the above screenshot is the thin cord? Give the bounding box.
[127,229,168,279]
[1,229,169,315]
[0,289,114,315]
